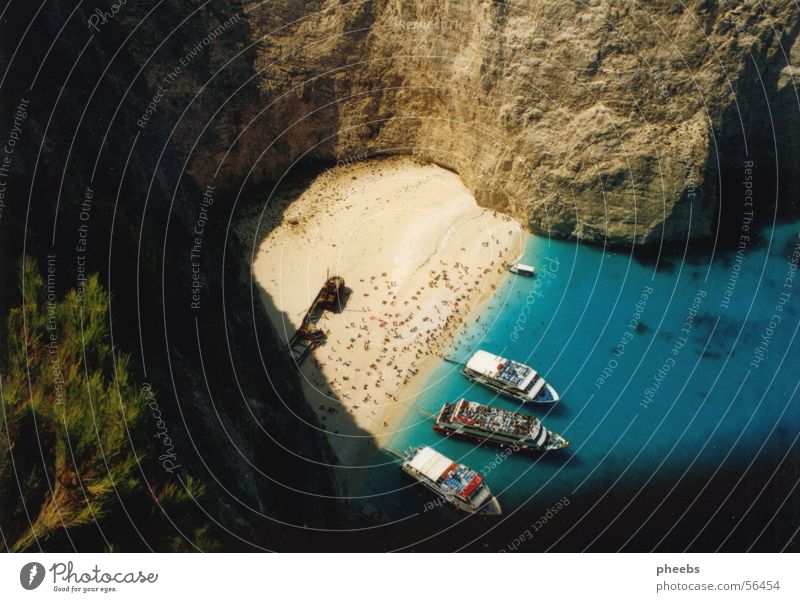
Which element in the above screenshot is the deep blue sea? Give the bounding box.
[358,223,799,544]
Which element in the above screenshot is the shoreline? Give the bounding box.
[336,230,524,496]
[238,157,524,472]
[368,230,524,446]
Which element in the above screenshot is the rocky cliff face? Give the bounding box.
[0,1,343,550]
[2,0,798,551]
[124,0,800,246]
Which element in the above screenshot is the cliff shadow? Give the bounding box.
[232,161,383,496]
[708,21,800,249]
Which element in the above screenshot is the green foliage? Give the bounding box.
[0,258,214,551]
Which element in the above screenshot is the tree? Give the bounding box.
[0,258,215,551]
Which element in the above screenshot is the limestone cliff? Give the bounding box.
[0,1,343,550]
[2,0,798,552]
[122,0,800,246]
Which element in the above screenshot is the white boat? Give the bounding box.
[401,446,502,515]
[434,399,569,451]
[508,263,535,276]
[461,350,560,404]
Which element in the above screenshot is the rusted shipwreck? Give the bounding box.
[288,274,346,364]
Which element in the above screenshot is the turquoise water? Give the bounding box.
[360,223,800,523]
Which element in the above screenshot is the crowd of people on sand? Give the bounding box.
[308,224,519,432]
[246,162,522,439]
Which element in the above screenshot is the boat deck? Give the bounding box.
[405,446,484,501]
[496,360,533,388]
[441,399,539,438]
[441,465,483,500]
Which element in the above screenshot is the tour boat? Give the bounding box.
[434,399,569,451]
[461,350,560,403]
[401,446,502,515]
[508,263,535,276]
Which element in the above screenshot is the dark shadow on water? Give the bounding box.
[519,447,583,470]
[536,400,571,419]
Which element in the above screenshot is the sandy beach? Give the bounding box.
[242,157,523,465]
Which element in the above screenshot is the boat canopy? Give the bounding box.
[465,350,505,375]
[466,350,537,391]
[408,447,456,482]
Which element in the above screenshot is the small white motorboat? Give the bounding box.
[508,263,535,277]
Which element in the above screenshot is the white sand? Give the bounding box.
[245,157,523,464]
